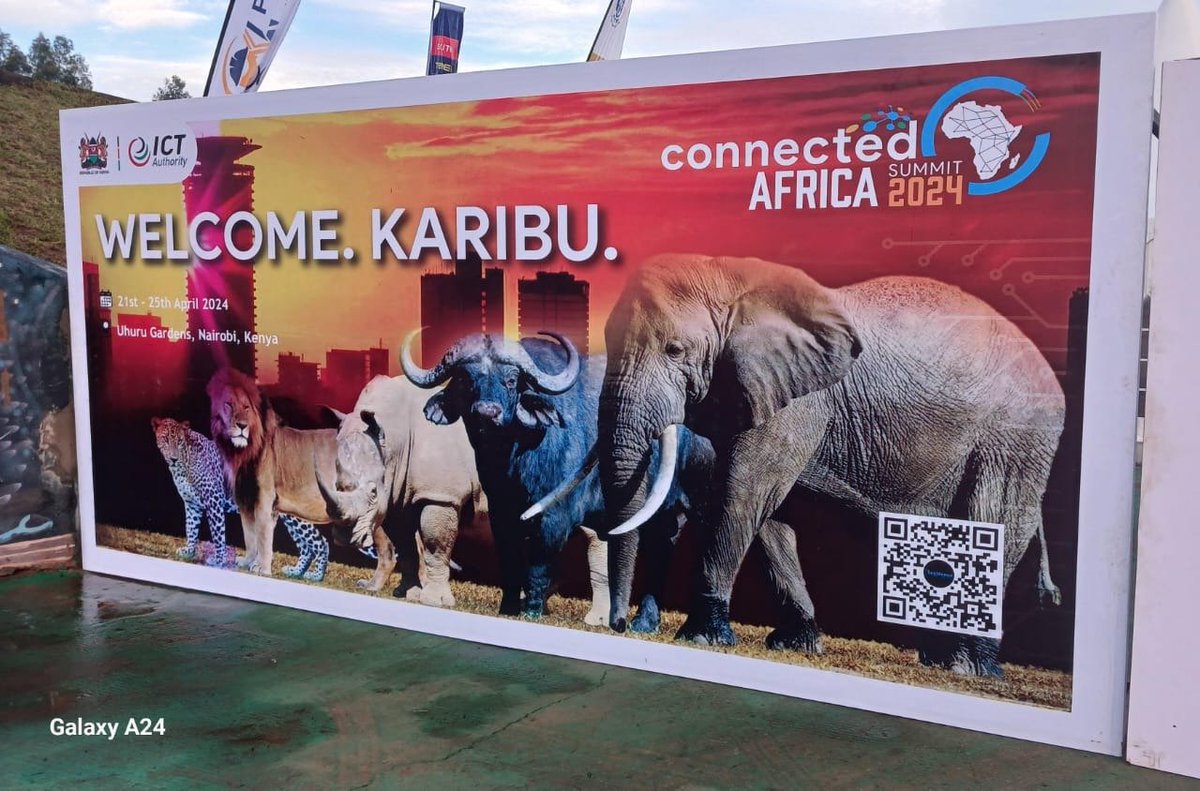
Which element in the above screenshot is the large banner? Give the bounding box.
[60,16,1155,754]
[204,0,301,97]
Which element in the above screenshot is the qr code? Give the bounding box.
[877,512,1004,638]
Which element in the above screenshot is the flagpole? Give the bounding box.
[204,0,238,96]
[587,0,614,61]
[426,1,437,75]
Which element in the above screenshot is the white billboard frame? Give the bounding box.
[60,13,1157,755]
[1126,57,1200,779]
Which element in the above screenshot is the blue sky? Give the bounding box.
[0,0,1162,100]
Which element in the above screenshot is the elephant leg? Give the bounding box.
[1034,520,1061,607]
[918,441,1053,678]
[677,409,819,648]
[918,632,1002,677]
[358,524,396,592]
[607,528,639,632]
[579,526,610,627]
[628,512,682,634]
[758,518,822,654]
[492,521,525,616]
[417,504,459,607]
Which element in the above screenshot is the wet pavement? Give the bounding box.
[1,571,1194,789]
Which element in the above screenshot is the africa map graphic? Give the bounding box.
[942,101,1024,180]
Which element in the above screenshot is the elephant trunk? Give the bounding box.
[609,425,678,536]
[597,369,682,535]
[607,529,640,631]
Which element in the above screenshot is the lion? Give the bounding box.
[205,367,395,579]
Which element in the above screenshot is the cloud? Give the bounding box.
[0,0,211,32]
[262,43,425,91]
[1,0,1164,97]
[90,52,211,100]
[97,0,209,30]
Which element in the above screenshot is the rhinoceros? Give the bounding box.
[318,375,488,606]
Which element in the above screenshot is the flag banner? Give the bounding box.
[60,15,1154,756]
[588,0,631,61]
[204,0,301,97]
[428,2,466,76]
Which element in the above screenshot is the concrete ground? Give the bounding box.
[1,571,1194,790]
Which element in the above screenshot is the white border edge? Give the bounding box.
[59,12,1159,757]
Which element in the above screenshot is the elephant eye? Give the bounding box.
[504,375,517,389]
[665,339,685,358]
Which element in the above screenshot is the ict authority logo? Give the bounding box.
[127,137,150,167]
[126,133,191,169]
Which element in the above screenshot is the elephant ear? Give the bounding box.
[714,274,861,430]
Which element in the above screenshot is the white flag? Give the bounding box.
[205,0,302,97]
[587,0,632,62]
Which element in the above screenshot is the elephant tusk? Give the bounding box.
[609,424,679,537]
[521,448,598,521]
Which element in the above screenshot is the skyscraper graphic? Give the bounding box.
[107,313,188,411]
[82,261,112,392]
[277,352,322,396]
[323,345,390,410]
[419,253,504,366]
[183,136,262,386]
[517,271,590,355]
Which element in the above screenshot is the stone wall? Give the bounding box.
[0,244,76,573]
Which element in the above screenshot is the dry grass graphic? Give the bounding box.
[99,524,1071,710]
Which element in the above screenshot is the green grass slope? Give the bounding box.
[0,71,129,263]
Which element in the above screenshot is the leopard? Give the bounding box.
[151,417,236,567]
[152,417,333,577]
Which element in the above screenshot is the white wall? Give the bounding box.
[1126,57,1200,780]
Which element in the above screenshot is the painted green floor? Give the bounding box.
[1,571,1194,790]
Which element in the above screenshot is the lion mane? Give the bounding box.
[206,367,274,499]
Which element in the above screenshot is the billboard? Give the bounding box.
[60,14,1155,754]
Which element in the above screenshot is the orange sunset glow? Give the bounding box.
[80,53,1099,382]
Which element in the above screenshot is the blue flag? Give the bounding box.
[427,2,465,76]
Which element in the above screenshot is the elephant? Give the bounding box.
[595,254,1063,676]
[316,374,488,606]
